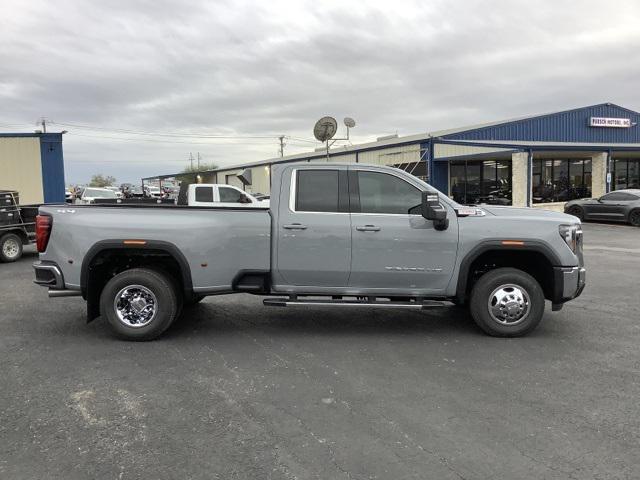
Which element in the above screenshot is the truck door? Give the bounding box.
[275,167,351,287]
[348,168,458,294]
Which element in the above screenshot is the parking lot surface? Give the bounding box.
[1,223,639,479]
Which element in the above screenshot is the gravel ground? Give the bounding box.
[1,222,639,479]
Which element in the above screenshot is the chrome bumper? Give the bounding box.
[553,266,586,304]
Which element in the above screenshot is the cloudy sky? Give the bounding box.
[2,0,640,184]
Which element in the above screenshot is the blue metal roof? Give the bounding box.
[441,103,640,144]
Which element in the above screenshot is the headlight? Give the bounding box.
[559,224,582,253]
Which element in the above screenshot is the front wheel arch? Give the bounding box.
[456,243,558,304]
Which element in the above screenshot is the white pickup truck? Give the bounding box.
[187,184,268,207]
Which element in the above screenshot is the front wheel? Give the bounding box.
[469,268,545,337]
[100,268,179,341]
[629,209,640,227]
[0,233,23,262]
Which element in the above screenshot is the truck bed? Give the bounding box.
[38,204,271,292]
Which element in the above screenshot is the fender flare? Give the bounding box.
[80,239,193,298]
[455,239,562,302]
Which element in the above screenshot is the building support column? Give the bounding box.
[591,152,607,198]
[511,151,529,207]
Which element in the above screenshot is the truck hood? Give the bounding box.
[480,205,578,223]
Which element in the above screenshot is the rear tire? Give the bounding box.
[567,205,584,221]
[0,233,23,262]
[100,268,178,341]
[629,209,640,227]
[469,267,545,337]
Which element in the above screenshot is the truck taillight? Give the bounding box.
[36,215,52,253]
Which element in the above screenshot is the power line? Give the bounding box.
[2,118,321,145]
[65,132,282,145]
[49,120,284,139]
[288,136,320,144]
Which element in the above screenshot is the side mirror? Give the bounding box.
[421,191,449,230]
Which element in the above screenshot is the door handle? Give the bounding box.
[356,225,381,232]
[283,223,307,230]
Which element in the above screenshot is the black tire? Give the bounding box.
[566,205,584,221]
[0,233,23,263]
[469,267,545,337]
[99,268,179,341]
[629,209,640,227]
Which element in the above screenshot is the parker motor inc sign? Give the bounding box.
[589,117,632,128]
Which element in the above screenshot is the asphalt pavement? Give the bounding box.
[1,223,639,479]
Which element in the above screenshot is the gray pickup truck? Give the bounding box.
[33,163,585,340]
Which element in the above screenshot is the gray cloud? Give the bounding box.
[1,0,639,183]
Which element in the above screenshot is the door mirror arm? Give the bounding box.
[421,191,449,230]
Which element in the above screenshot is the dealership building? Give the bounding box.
[161,103,640,209]
[0,132,66,204]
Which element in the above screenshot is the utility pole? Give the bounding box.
[40,118,47,133]
[197,152,201,170]
[189,152,194,170]
[279,136,285,158]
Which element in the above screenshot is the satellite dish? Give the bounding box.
[344,117,356,128]
[313,116,338,142]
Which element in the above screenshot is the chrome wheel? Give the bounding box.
[2,238,20,259]
[113,285,158,328]
[488,284,531,325]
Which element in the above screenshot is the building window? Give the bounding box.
[449,160,512,205]
[613,159,640,190]
[532,159,591,203]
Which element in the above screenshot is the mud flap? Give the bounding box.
[86,284,101,323]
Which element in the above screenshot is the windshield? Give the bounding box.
[84,188,116,198]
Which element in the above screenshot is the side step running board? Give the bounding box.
[263,298,445,309]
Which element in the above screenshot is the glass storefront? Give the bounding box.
[449,160,512,205]
[613,159,640,190]
[532,159,591,203]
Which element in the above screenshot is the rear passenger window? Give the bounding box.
[357,171,422,214]
[195,186,213,202]
[295,170,339,212]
